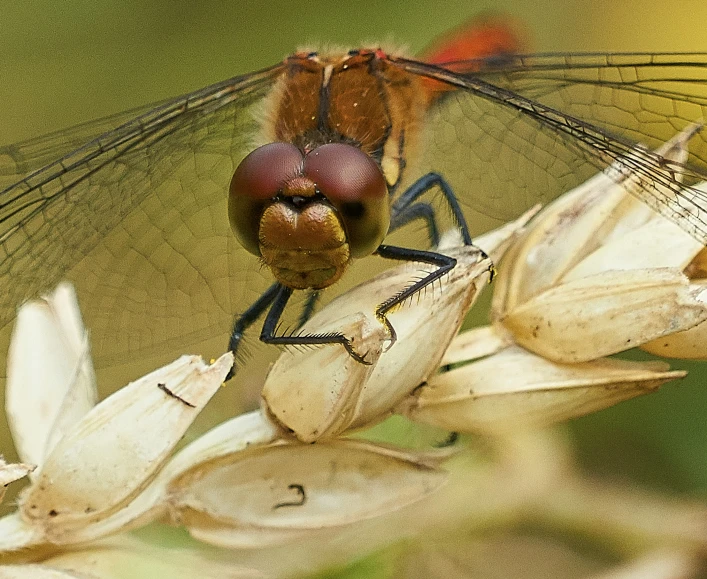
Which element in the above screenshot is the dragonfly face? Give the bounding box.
[229,141,389,290]
[2,18,707,387]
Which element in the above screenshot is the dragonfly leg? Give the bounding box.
[389,201,441,246]
[391,172,473,245]
[374,244,457,346]
[226,282,282,380]
[297,289,321,329]
[261,284,371,364]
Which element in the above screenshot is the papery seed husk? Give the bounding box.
[500,268,707,363]
[175,510,312,549]
[492,169,629,316]
[440,325,513,366]
[492,125,698,318]
[37,534,263,578]
[18,353,232,539]
[403,345,685,435]
[261,312,385,442]
[562,214,704,282]
[0,512,44,553]
[641,282,707,359]
[30,408,282,545]
[170,440,449,547]
[0,565,83,578]
[161,410,281,480]
[0,460,34,492]
[6,283,97,469]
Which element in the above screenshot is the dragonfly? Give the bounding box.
[2,17,707,388]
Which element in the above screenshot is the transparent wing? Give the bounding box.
[394,53,707,237]
[0,104,172,191]
[483,52,707,166]
[0,65,282,376]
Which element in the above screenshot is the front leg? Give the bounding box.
[260,284,371,364]
[226,282,282,380]
[374,244,457,346]
[391,172,473,246]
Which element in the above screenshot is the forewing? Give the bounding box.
[0,66,282,373]
[0,104,172,191]
[394,54,707,238]
[482,53,707,164]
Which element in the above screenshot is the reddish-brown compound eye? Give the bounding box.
[229,142,304,255]
[304,143,389,258]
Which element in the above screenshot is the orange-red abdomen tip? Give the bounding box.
[421,14,525,66]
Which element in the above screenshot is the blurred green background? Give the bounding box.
[2,0,707,555]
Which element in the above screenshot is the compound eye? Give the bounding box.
[304,143,389,258]
[229,142,304,255]
[231,142,303,200]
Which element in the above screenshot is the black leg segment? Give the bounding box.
[228,282,281,356]
[374,244,457,345]
[297,289,321,329]
[226,282,372,381]
[226,282,282,380]
[260,285,371,364]
[389,201,441,246]
[391,172,473,245]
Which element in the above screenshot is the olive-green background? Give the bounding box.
[2,0,707,540]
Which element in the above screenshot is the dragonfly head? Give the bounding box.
[229,142,390,290]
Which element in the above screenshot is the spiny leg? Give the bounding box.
[226,282,282,380]
[227,284,370,382]
[390,172,494,280]
[374,244,457,345]
[388,174,480,443]
[261,284,371,364]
